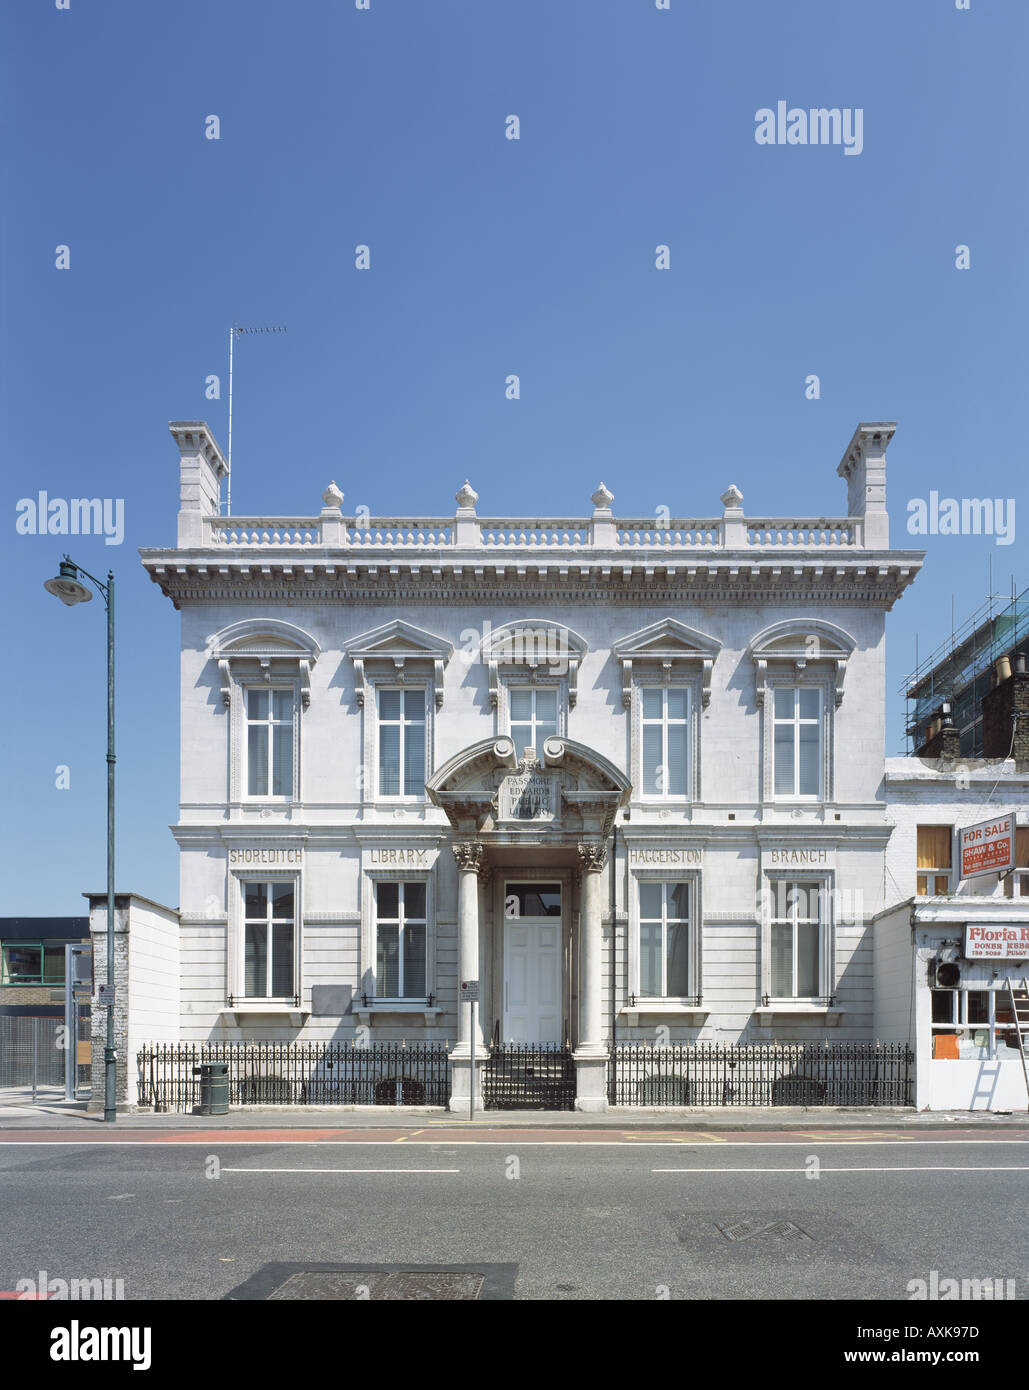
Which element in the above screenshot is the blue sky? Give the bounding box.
[3,0,1026,915]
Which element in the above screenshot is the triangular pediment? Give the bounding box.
[611,618,721,662]
[344,619,453,662]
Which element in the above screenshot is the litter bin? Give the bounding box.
[194,1062,230,1116]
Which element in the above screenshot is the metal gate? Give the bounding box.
[0,1017,66,1090]
[482,1044,576,1110]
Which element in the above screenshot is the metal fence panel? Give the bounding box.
[609,1042,913,1107]
[482,1044,576,1111]
[137,1041,451,1112]
[0,1017,66,1089]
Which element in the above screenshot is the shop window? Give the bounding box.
[930,987,1019,1060]
[0,942,72,986]
[917,825,952,895]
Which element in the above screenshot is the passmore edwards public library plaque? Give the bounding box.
[498,758,558,822]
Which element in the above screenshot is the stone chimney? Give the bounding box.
[837,421,895,550]
[171,422,229,547]
[916,702,961,761]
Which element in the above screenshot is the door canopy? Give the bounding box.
[426,736,630,842]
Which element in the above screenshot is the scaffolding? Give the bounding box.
[902,586,1029,755]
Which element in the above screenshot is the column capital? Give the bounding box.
[577,841,607,873]
[452,840,485,875]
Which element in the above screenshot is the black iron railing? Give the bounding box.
[609,1041,913,1107]
[138,1040,451,1112]
[482,1044,576,1111]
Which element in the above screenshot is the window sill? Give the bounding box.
[754,1004,843,1026]
[220,1003,309,1026]
[353,1004,444,1027]
[620,1003,709,1025]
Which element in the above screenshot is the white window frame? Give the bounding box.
[361,869,436,1007]
[242,684,297,802]
[638,684,691,801]
[765,679,829,803]
[504,680,564,760]
[628,870,702,1005]
[234,874,301,1003]
[373,880,429,1002]
[762,874,834,1004]
[375,683,430,802]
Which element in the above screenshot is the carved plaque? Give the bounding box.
[498,768,557,822]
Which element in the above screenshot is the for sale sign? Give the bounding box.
[957,813,1015,881]
[965,923,1029,959]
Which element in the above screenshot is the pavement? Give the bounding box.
[1,1091,1027,1132]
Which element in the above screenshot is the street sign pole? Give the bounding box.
[469,997,475,1124]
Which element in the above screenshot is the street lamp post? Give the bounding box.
[45,556,117,1123]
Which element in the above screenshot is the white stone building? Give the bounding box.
[121,418,962,1112]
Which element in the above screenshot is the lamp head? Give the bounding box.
[44,558,93,607]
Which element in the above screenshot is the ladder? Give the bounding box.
[1004,976,1029,1104]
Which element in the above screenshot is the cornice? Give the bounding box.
[140,548,924,611]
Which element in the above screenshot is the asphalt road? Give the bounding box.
[1,1136,1026,1300]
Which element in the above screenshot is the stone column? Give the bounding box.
[574,841,609,1112]
[449,840,486,1112]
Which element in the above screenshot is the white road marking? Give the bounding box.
[221,1166,461,1174]
[653,1165,1029,1173]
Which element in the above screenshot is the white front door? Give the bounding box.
[502,882,562,1044]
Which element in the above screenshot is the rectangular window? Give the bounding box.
[641,687,689,797]
[931,988,1017,1060]
[770,879,823,999]
[246,688,294,797]
[509,686,558,761]
[0,942,73,986]
[378,688,426,797]
[243,882,295,999]
[916,825,953,895]
[773,687,821,798]
[1003,827,1029,898]
[638,881,691,998]
[375,881,427,999]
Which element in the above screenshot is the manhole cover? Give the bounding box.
[225,1262,518,1301]
[715,1219,812,1243]
[268,1271,485,1300]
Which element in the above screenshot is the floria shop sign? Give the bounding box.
[965,923,1029,960]
[958,814,1015,881]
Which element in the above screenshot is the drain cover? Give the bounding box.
[269,1271,485,1301]
[716,1219,812,1243]
[226,1262,517,1301]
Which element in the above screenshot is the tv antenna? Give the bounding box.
[226,323,287,515]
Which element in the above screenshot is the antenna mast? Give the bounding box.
[225,323,287,516]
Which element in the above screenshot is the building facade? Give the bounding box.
[128,418,946,1111]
